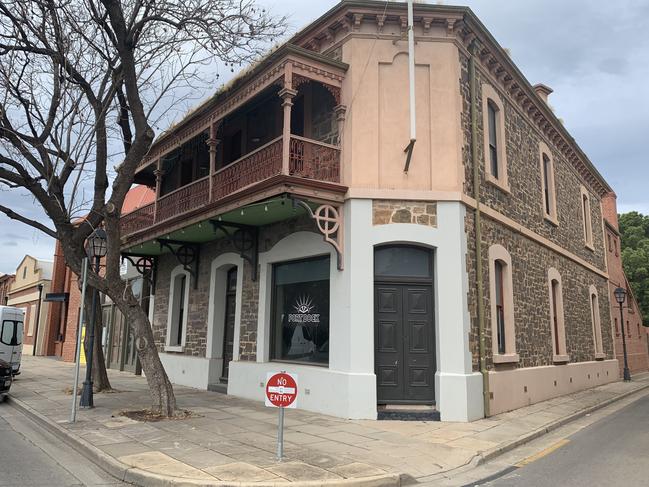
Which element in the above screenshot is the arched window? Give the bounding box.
[489,245,518,363]
[589,285,604,358]
[166,266,190,351]
[548,268,568,363]
[482,84,509,192]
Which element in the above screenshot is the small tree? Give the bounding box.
[0,0,285,415]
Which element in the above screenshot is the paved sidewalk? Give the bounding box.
[8,356,649,486]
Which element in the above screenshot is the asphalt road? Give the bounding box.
[481,394,649,487]
[0,400,125,486]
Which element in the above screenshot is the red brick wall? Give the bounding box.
[603,195,649,375]
[43,241,67,356]
[60,269,81,362]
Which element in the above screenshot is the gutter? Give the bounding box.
[469,41,490,418]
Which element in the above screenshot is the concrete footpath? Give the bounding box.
[8,356,649,486]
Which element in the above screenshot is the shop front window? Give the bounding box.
[271,256,330,365]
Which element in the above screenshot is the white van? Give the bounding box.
[0,306,25,376]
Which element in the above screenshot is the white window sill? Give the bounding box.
[543,214,559,227]
[493,353,520,364]
[594,352,606,360]
[165,345,184,353]
[553,354,570,364]
[485,174,511,194]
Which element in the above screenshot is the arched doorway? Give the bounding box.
[374,245,435,404]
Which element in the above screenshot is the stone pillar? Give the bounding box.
[279,87,297,175]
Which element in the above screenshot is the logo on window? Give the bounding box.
[288,295,320,324]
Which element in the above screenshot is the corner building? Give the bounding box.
[120,1,620,421]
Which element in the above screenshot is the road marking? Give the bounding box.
[515,439,570,467]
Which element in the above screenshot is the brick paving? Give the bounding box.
[8,356,649,484]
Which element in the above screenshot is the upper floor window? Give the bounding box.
[539,142,557,224]
[22,267,26,279]
[548,267,568,363]
[580,186,594,249]
[614,317,619,336]
[487,102,499,179]
[482,84,509,192]
[489,245,518,363]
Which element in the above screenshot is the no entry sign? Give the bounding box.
[265,372,298,409]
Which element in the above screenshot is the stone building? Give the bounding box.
[602,193,648,375]
[0,273,15,305]
[119,1,622,420]
[7,255,52,356]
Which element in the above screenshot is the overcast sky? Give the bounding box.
[1,0,647,274]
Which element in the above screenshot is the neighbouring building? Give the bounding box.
[602,193,649,375]
[0,273,15,305]
[43,187,154,372]
[7,256,52,355]
[118,1,621,420]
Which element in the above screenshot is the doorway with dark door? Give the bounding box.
[374,245,436,405]
[220,267,237,383]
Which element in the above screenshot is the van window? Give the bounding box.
[0,320,22,346]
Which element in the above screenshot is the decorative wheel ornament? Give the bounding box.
[232,229,255,253]
[314,205,340,237]
[176,245,196,266]
[135,257,154,275]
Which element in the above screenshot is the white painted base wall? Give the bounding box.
[228,361,377,419]
[159,353,218,390]
[489,359,619,415]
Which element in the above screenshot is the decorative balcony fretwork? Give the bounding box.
[157,239,200,288]
[212,137,283,201]
[120,203,155,236]
[120,253,157,292]
[156,177,209,223]
[289,136,340,183]
[210,221,260,281]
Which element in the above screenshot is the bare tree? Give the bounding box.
[0,0,285,415]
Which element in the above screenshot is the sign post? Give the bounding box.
[265,371,298,461]
[70,257,88,423]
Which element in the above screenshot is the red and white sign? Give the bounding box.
[265,372,298,409]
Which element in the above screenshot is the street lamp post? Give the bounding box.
[614,287,631,382]
[79,228,107,409]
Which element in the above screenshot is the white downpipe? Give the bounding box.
[407,0,416,143]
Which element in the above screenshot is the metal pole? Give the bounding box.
[406,0,416,143]
[276,406,284,461]
[32,284,44,356]
[620,301,631,381]
[79,256,99,408]
[70,258,89,423]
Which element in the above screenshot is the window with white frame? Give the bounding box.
[489,245,518,362]
[589,285,604,357]
[482,84,509,191]
[580,186,594,248]
[167,267,190,350]
[548,268,568,362]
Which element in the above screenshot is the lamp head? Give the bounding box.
[614,287,627,305]
[86,228,108,259]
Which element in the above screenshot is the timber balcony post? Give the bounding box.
[279,63,297,176]
[207,122,221,202]
[153,159,162,223]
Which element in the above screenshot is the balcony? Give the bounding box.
[120,45,348,246]
[121,135,342,239]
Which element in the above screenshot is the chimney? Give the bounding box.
[533,83,553,104]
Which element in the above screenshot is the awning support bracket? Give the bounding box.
[156,239,200,288]
[290,197,344,270]
[210,220,259,281]
[120,253,158,294]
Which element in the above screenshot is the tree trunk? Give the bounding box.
[82,286,112,392]
[112,290,176,415]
